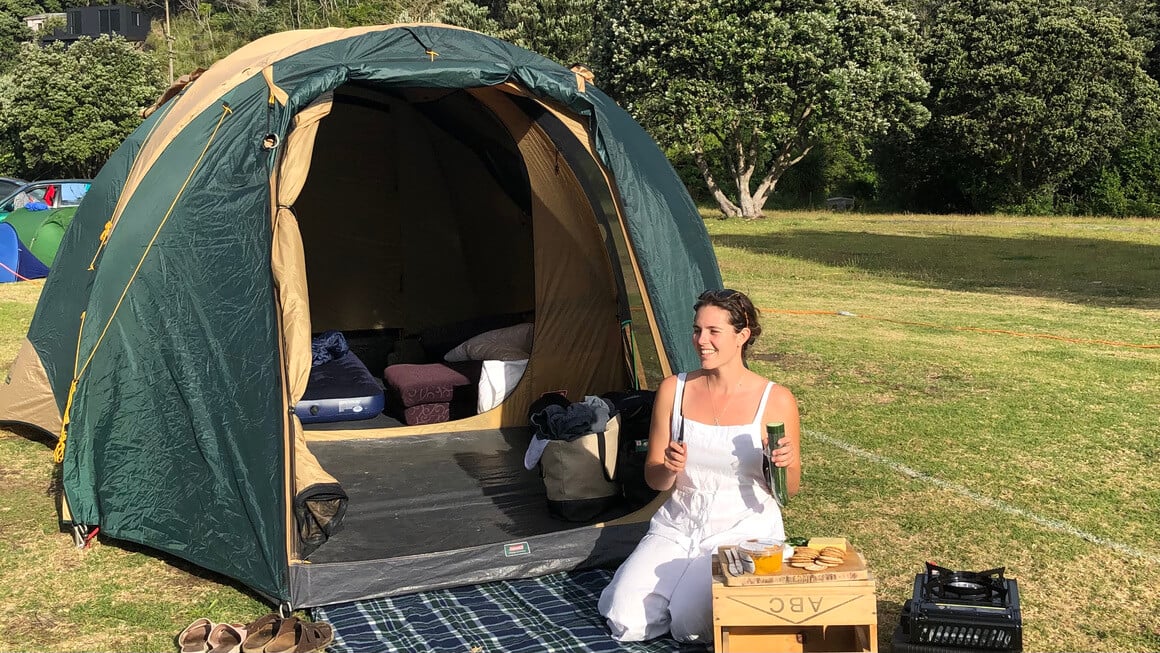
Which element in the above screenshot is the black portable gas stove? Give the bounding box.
[893,562,1023,653]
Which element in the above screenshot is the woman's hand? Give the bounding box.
[766,435,798,469]
[761,385,802,497]
[663,440,687,474]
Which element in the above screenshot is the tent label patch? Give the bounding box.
[504,542,530,557]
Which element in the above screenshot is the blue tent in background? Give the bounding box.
[0,205,77,282]
[0,221,50,282]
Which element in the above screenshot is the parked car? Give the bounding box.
[0,179,92,221]
[0,177,27,199]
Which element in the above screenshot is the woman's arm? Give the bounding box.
[644,375,683,491]
[764,384,802,497]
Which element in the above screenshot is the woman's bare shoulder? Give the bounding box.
[767,381,795,397]
[765,382,798,411]
[652,374,680,399]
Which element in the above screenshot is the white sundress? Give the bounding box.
[598,372,784,643]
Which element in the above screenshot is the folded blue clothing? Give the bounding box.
[547,403,595,440]
[531,396,615,442]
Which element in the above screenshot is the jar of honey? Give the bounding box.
[738,538,785,575]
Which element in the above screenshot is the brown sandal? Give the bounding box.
[259,616,300,653]
[207,622,248,653]
[291,621,334,653]
[177,618,214,653]
[240,613,288,653]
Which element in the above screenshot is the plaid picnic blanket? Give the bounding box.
[312,568,712,652]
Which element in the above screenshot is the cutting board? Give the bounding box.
[717,544,870,585]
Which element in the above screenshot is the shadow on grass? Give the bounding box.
[712,231,1160,309]
[1,422,57,448]
[0,425,276,611]
[107,537,275,608]
[42,499,273,611]
[877,598,903,649]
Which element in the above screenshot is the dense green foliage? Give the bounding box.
[0,0,41,73]
[916,0,1160,212]
[595,0,929,218]
[2,0,1160,215]
[0,36,165,178]
[441,0,595,65]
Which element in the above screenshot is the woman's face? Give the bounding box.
[693,305,747,369]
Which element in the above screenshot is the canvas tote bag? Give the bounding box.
[541,415,621,521]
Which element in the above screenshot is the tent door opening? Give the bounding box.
[294,84,538,430]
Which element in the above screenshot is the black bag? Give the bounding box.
[541,415,621,522]
[604,390,659,508]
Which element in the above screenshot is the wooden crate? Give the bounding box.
[713,555,878,653]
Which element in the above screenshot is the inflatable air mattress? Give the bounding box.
[296,351,385,423]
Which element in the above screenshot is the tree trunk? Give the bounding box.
[694,148,741,217]
[753,144,812,212]
[737,176,758,218]
[699,122,813,219]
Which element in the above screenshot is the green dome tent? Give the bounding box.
[0,24,721,608]
[0,207,79,281]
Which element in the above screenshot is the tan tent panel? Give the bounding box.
[499,83,673,383]
[0,338,63,436]
[271,92,344,552]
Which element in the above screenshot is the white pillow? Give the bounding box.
[477,359,530,413]
[444,323,534,362]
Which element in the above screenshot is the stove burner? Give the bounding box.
[924,562,1009,604]
[894,562,1023,651]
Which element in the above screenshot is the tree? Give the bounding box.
[596,0,929,218]
[1057,126,1160,217]
[0,36,165,178]
[0,0,37,73]
[441,0,596,66]
[920,0,1160,212]
[1091,0,1160,80]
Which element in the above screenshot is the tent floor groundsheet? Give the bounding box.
[294,428,647,607]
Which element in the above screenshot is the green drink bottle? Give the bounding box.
[765,422,789,508]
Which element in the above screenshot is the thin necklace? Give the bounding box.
[706,376,735,426]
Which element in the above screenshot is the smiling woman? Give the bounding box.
[598,288,802,644]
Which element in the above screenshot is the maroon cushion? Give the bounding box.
[383,361,482,408]
[401,403,451,425]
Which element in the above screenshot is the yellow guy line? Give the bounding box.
[88,97,180,271]
[52,310,87,463]
[54,103,235,463]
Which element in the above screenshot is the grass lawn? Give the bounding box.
[1,211,1158,652]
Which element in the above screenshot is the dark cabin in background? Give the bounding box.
[45,4,150,43]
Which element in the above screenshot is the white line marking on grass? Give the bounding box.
[805,429,1160,566]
